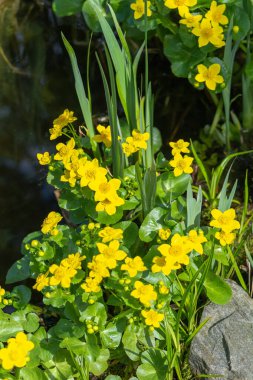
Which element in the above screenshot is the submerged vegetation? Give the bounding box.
[1,0,253,379]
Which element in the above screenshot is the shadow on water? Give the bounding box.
[0,0,216,283]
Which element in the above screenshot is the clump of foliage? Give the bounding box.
[0,4,251,380]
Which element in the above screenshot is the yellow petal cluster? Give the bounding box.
[121,256,147,277]
[122,130,150,157]
[98,226,123,243]
[131,281,157,307]
[93,124,112,148]
[169,154,193,177]
[41,211,63,235]
[49,109,77,140]
[37,152,51,165]
[141,309,164,328]
[195,63,224,91]
[210,208,240,246]
[0,286,5,303]
[0,332,34,370]
[164,0,197,17]
[130,0,152,19]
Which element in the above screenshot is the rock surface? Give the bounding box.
[189,280,253,380]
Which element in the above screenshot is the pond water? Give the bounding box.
[0,0,215,283]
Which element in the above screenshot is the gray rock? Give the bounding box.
[189,280,253,380]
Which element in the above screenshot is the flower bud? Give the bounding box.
[149,326,155,332]
[125,279,131,285]
[119,279,125,285]
[124,286,129,291]
[88,299,95,305]
[31,240,39,248]
[25,243,30,250]
[3,299,8,305]
[93,326,99,332]
[87,328,94,334]
[129,318,134,324]
[88,223,95,230]
[38,250,45,257]
[233,25,239,34]
[87,324,93,330]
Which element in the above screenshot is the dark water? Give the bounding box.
[0,0,216,283]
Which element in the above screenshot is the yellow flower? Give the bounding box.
[158,228,171,240]
[186,229,207,254]
[61,253,86,271]
[159,283,169,295]
[179,12,202,28]
[0,286,5,303]
[49,264,76,288]
[121,256,147,277]
[53,109,77,127]
[169,154,193,176]
[93,125,112,148]
[37,152,51,165]
[210,208,240,232]
[122,130,150,157]
[151,255,177,275]
[88,256,110,280]
[98,226,123,243]
[96,240,127,269]
[130,0,152,19]
[192,18,225,48]
[131,130,150,150]
[141,309,164,328]
[0,332,34,370]
[205,1,228,26]
[215,230,236,246]
[60,151,81,187]
[195,63,224,91]
[131,281,157,307]
[164,0,197,17]
[41,211,62,235]
[33,273,49,291]
[78,158,107,189]
[96,197,125,215]
[49,124,64,140]
[169,139,190,156]
[54,138,76,164]
[81,277,101,293]
[122,142,137,157]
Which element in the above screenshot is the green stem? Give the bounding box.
[227,246,247,290]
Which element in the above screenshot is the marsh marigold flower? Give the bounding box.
[53,109,77,128]
[0,286,5,303]
[205,1,228,26]
[169,154,193,177]
[121,256,147,277]
[0,332,34,370]
[130,0,152,19]
[81,277,101,293]
[93,125,112,148]
[33,273,49,292]
[41,211,62,235]
[49,264,76,288]
[96,240,127,269]
[78,158,107,189]
[158,228,171,241]
[215,230,236,246]
[141,309,164,328]
[122,130,150,157]
[164,0,197,17]
[186,229,207,254]
[192,19,225,48]
[61,253,86,271]
[195,63,224,91]
[98,226,123,243]
[169,139,190,156]
[37,152,51,165]
[131,281,157,307]
[179,12,202,28]
[54,138,76,165]
[210,208,240,232]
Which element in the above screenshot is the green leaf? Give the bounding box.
[136,349,168,380]
[105,376,122,380]
[163,34,206,78]
[204,272,232,304]
[115,221,139,248]
[100,321,123,349]
[82,0,107,32]
[52,318,86,339]
[60,337,86,355]
[79,302,107,328]
[53,0,84,17]
[20,367,47,380]
[156,172,190,201]
[122,324,140,361]
[139,207,168,242]
[85,334,110,376]
[6,256,30,284]
[12,285,31,308]
[152,127,162,154]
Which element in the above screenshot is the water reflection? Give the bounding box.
[0,0,90,281]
